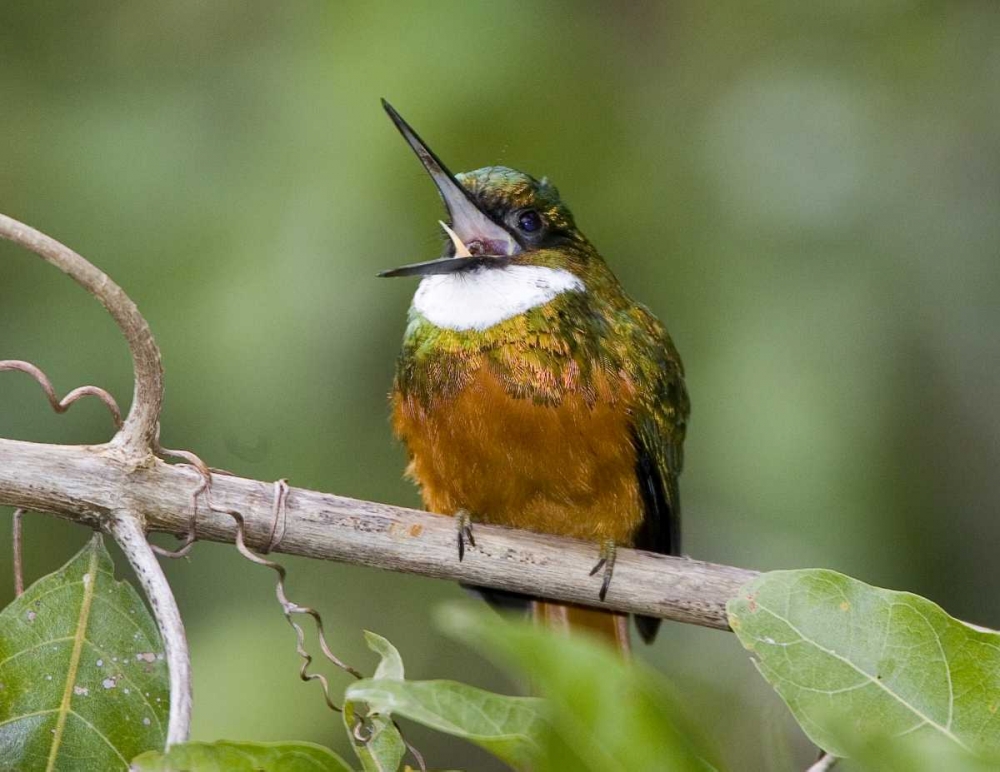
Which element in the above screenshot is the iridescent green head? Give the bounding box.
[454,166,579,251]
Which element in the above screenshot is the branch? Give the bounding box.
[105,513,191,746]
[12,508,24,597]
[0,437,757,631]
[806,753,839,772]
[0,213,185,744]
[0,213,162,452]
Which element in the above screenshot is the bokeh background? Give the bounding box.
[2,3,999,769]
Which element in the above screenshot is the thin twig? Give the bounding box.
[399,724,427,772]
[198,470,362,696]
[0,361,122,429]
[0,213,162,452]
[148,443,209,558]
[228,500,362,698]
[806,752,839,772]
[106,513,192,747]
[12,508,25,597]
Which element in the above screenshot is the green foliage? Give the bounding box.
[0,535,168,771]
[343,633,405,772]
[438,604,720,772]
[342,700,404,772]
[131,740,354,771]
[728,569,1000,765]
[843,733,1000,772]
[12,539,1000,772]
[346,677,543,769]
[365,631,405,682]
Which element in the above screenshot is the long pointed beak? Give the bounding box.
[377,255,505,278]
[379,99,517,278]
[378,220,506,277]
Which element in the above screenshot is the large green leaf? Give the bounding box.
[437,604,720,772]
[727,569,1000,762]
[0,534,169,771]
[345,678,543,768]
[343,632,405,772]
[131,740,354,771]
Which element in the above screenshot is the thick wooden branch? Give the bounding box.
[0,437,756,631]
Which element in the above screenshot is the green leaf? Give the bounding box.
[0,534,169,771]
[727,569,1000,762]
[343,700,404,772]
[130,740,355,771]
[364,631,404,682]
[346,677,544,768]
[843,732,1000,772]
[437,604,721,772]
[342,632,406,772]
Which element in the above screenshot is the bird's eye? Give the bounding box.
[517,210,543,233]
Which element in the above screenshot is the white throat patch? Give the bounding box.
[412,265,584,331]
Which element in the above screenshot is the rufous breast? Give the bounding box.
[393,364,644,545]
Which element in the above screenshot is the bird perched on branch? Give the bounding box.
[379,100,689,650]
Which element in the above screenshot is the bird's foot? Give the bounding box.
[589,539,617,601]
[455,509,476,561]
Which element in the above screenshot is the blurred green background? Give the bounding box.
[2,2,998,769]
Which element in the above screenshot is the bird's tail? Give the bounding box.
[531,600,631,655]
[466,586,634,653]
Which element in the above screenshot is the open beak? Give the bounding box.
[378,99,518,278]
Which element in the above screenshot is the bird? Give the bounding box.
[378,100,689,649]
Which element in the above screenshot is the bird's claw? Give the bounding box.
[590,540,616,601]
[456,510,475,561]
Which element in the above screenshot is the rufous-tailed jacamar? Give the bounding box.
[379,100,689,648]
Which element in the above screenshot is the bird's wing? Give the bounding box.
[621,305,689,642]
[621,303,689,553]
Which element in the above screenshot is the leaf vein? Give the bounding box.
[755,601,971,752]
[45,542,100,772]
